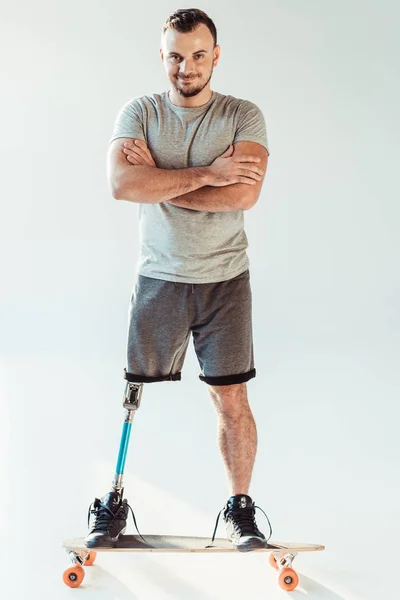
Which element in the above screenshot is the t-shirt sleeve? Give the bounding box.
[109,98,146,145]
[233,100,270,155]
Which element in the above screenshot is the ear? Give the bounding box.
[213,45,221,67]
[160,47,164,61]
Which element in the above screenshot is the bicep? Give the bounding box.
[232,141,269,209]
[107,137,140,198]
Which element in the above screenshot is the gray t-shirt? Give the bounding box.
[110,90,269,283]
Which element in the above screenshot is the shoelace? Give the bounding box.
[206,504,273,548]
[87,498,147,544]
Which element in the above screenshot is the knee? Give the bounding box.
[208,383,250,416]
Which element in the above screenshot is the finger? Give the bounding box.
[132,146,155,165]
[123,147,151,166]
[238,169,262,181]
[123,146,148,160]
[222,144,234,156]
[126,154,141,164]
[124,141,155,167]
[234,155,261,163]
[134,141,150,155]
[241,163,264,176]
[123,147,141,158]
[123,140,147,148]
[123,141,148,158]
[249,166,264,176]
[238,177,257,185]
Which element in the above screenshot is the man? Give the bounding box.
[86,8,270,552]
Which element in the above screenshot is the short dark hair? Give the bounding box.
[162,8,217,47]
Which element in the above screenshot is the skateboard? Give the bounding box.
[62,534,325,592]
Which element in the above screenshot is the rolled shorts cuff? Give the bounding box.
[123,368,181,383]
[199,368,256,386]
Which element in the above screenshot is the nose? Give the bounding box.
[179,59,195,77]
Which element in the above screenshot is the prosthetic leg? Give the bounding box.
[69,380,145,572]
[110,380,143,493]
[84,379,145,550]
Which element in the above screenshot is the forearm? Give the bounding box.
[114,165,211,203]
[167,184,249,212]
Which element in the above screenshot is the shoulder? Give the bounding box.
[118,93,165,113]
[235,97,264,116]
[212,92,263,115]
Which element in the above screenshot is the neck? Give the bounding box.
[168,86,213,108]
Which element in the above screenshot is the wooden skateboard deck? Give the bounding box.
[63,533,324,553]
[62,534,325,591]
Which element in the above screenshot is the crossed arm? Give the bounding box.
[167,182,253,212]
[115,139,268,212]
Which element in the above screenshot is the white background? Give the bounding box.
[1,0,399,598]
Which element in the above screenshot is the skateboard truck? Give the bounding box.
[274,551,297,569]
[111,381,143,493]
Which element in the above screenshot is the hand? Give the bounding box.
[122,139,156,167]
[208,145,264,187]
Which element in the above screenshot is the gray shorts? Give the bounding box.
[124,269,256,386]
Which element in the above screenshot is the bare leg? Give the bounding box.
[207,382,257,496]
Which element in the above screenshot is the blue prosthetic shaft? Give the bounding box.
[111,382,143,492]
[116,421,132,475]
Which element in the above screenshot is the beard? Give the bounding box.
[173,69,213,98]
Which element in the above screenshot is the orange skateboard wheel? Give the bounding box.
[269,552,279,570]
[63,564,85,588]
[84,551,97,566]
[278,567,299,591]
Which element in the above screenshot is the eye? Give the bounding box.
[194,54,205,60]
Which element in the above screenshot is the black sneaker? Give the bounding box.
[223,494,270,552]
[85,490,129,548]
